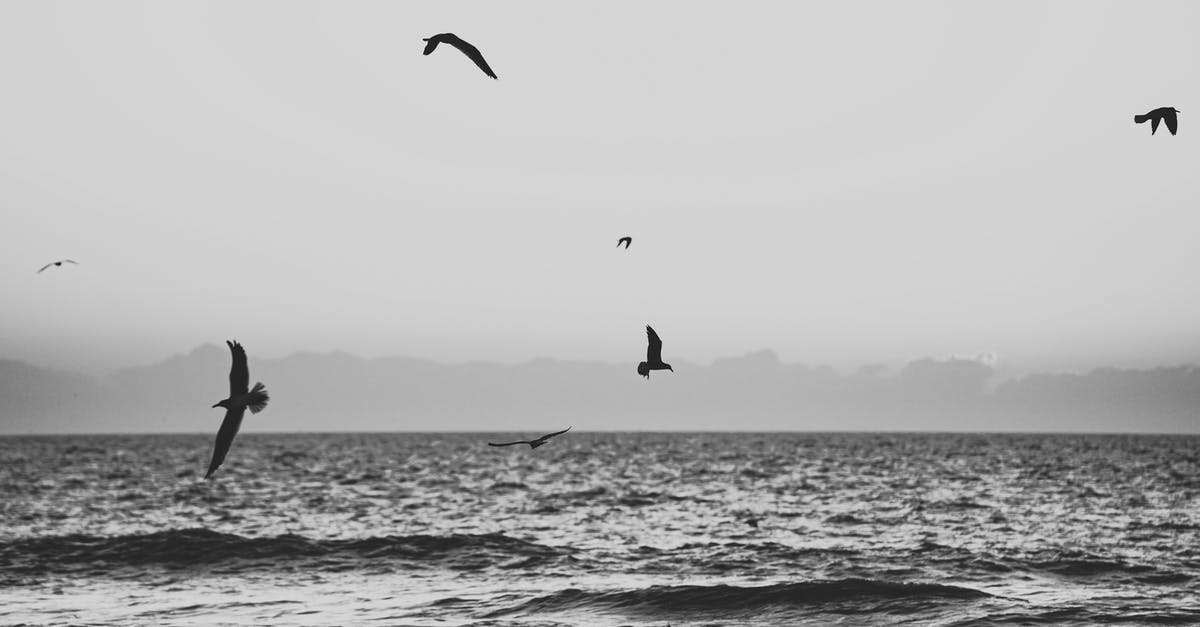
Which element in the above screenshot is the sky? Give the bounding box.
[2,1,1200,376]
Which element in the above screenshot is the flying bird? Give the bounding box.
[37,259,78,273]
[617,237,632,249]
[1134,107,1180,135]
[422,33,498,79]
[638,325,674,379]
[488,427,571,449]
[206,340,270,479]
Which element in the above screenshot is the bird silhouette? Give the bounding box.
[1134,107,1180,135]
[638,325,674,379]
[37,259,78,273]
[488,427,571,449]
[422,33,497,79]
[617,236,632,249]
[206,340,269,479]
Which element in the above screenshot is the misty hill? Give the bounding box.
[1,346,1198,433]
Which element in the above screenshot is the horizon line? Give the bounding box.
[3,429,1196,437]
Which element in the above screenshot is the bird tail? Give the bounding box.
[247,382,269,414]
[1134,113,1150,124]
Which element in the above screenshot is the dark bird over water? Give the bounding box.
[488,427,571,449]
[206,340,270,479]
[1135,107,1180,135]
[37,259,78,273]
[422,33,497,79]
[638,325,674,379]
[617,236,632,249]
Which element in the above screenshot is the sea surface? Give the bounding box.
[1,432,1198,626]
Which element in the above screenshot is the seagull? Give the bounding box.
[37,259,78,273]
[206,340,270,479]
[638,325,674,379]
[422,33,498,79]
[488,427,571,449]
[1135,107,1180,135]
[617,236,632,249]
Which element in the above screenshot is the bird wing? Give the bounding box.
[617,237,631,248]
[1151,117,1161,135]
[536,426,572,442]
[646,325,663,363]
[488,440,531,447]
[36,263,53,273]
[205,406,245,479]
[1166,111,1179,135]
[446,35,498,79]
[64,259,78,265]
[226,340,250,395]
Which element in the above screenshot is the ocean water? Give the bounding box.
[0,432,1198,626]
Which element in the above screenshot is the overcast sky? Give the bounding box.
[2,1,1199,375]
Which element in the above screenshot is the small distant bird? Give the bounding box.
[638,325,674,379]
[37,259,78,273]
[617,236,632,249]
[206,340,270,479]
[422,33,498,79]
[1134,107,1180,135]
[488,427,571,449]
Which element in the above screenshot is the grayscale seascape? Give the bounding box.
[5,2,1200,625]
[2,432,1197,626]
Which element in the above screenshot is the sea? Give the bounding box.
[0,432,1197,626]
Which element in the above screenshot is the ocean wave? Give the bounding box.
[614,540,862,577]
[1128,520,1200,532]
[908,543,1171,580]
[0,528,571,575]
[825,513,871,525]
[1029,557,1155,577]
[953,607,1200,625]
[486,578,993,618]
[1016,549,1157,578]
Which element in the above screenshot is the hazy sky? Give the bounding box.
[3,1,1200,375]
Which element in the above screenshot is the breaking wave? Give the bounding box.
[487,578,993,618]
[0,528,571,575]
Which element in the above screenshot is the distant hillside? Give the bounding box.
[1,346,1198,433]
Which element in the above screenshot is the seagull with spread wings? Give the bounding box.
[37,259,78,273]
[422,33,498,79]
[206,340,270,479]
[617,236,632,249]
[488,427,571,449]
[638,325,674,379]
[1135,107,1180,136]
